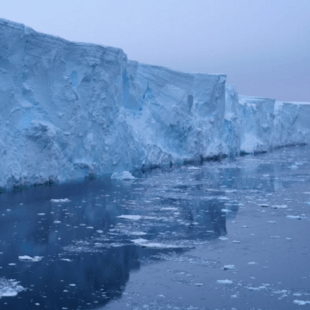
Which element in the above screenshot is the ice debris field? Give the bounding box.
[0,18,310,190]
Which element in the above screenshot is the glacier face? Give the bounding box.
[0,18,309,189]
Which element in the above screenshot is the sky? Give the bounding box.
[1,0,309,101]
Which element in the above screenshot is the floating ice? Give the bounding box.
[51,199,70,203]
[131,239,180,249]
[223,265,235,270]
[286,215,302,220]
[0,278,24,298]
[117,215,142,221]
[272,205,288,209]
[187,167,200,170]
[160,207,178,211]
[18,255,43,262]
[219,237,228,241]
[221,209,231,213]
[248,285,267,291]
[293,300,310,306]
[111,171,136,180]
[217,279,233,284]
[128,231,147,236]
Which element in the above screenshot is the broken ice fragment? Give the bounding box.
[217,279,233,284]
[111,171,135,180]
[19,256,43,262]
[293,300,310,306]
[221,209,231,213]
[117,215,141,221]
[286,215,301,220]
[272,205,288,209]
[219,237,228,241]
[51,198,70,203]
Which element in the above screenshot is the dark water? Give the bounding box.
[0,145,310,309]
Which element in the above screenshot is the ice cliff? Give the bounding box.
[0,19,309,189]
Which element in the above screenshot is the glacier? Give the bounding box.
[0,18,309,190]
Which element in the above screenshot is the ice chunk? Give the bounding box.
[272,205,288,209]
[111,171,136,180]
[0,278,24,298]
[117,215,141,221]
[293,300,310,306]
[223,265,235,270]
[217,279,233,284]
[18,256,43,262]
[51,199,70,203]
[286,215,302,220]
[219,237,228,241]
[131,239,180,249]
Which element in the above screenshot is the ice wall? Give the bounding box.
[272,101,310,147]
[0,19,142,188]
[0,18,309,190]
[0,19,227,188]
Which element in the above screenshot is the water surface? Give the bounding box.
[1,146,310,309]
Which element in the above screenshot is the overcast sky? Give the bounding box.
[1,0,309,101]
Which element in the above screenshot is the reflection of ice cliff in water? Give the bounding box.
[0,170,236,309]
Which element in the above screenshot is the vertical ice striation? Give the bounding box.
[0,18,309,189]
